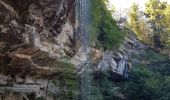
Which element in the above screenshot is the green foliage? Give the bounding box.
[128,0,170,50]
[131,49,167,63]
[128,3,141,38]
[90,0,125,49]
[124,65,170,100]
[164,5,170,32]
[50,61,78,100]
[128,3,152,44]
[163,5,170,53]
[144,49,167,62]
[90,71,124,100]
[124,66,156,100]
[144,0,168,48]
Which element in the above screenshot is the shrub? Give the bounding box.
[91,70,124,100]
[49,61,78,100]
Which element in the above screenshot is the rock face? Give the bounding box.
[0,0,148,100]
[87,31,148,79]
[0,0,76,99]
[0,0,76,74]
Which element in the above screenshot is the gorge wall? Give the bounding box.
[0,0,148,100]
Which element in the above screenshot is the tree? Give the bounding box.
[124,66,170,100]
[144,0,167,48]
[139,18,152,44]
[163,5,170,57]
[164,5,170,32]
[128,3,152,44]
[90,0,125,49]
[128,3,142,39]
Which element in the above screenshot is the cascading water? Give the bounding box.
[75,0,91,100]
[76,0,89,51]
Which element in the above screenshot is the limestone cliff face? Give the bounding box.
[83,30,148,79]
[0,0,76,99]
[0,0,76,75]
[0,0,148,100]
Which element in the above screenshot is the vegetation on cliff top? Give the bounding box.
[89,0,126,49]
[128,0,170,51]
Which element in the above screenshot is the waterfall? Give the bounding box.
[76,0,89,51]
[80,64,92,100]
[75,0,91,99]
